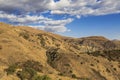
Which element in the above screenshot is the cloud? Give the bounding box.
[32,18,73,32]
[51,0,120,17]
[0,0,52,13]
[0,0,120,32]
[0,11,73,32]
[1,0,120,17]
[36,25,70,33]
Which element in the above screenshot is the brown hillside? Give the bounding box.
[0,22,120,80]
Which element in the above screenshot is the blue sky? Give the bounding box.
[61,14,120,39]
[0,0,120,39]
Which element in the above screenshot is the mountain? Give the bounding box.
[0,22,120,80]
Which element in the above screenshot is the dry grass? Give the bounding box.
[0,22,120,80]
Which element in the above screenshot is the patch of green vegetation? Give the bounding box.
[71,74,77,78]
[69,70,73,73]
[4,60,50,80]
[113,68,117,71]
[37,34,46,47]
[79,78,90,80]
[5,64,17,75]
[22,60,43,72]
[33,75,51,80]
[19,32,29,40]
[64,64,70,66]
[46,48,59,62]
[17,68,37,80]
[90,64,94,66]
[87,50,120,62]
[58,73,64,76]
[40,37,46,47]
[106,68,110,73]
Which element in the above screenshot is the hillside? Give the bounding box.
[0,22,120,80]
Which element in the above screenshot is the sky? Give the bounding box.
[0,0,120,39]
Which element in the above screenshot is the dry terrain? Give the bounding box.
[0,22,120,80]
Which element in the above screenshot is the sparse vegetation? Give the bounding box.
[0,45,2,50]
[33,75,51,80]
[37,34,46,47]
[58,73,64,76]
[1,23,120,80]
[19,32,29,40]
[0,31,3,34]
[79,78,90,80]
[80,62,83,64]
[21,60,43,72]
[17,67,37,80]
[87,50,120,62]
[69,70,73,73]
[118,65,120,68]
[46,47,59,62]
[106,68,110,73]
[71,74,77,78]
[64,64,70,66]
[90,64,94,66]
[96,60,99,63]
[113,68,117,71]
[4,60,46,80]
[5,64,17,75]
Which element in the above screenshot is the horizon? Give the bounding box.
[0,0,120,40]
[0,22,119,41]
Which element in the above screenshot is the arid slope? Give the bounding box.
[0,22,120,80]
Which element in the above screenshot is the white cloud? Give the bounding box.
[0,0,52,13]
[40,18,73,32]
[0,0,120,32]
[50,0,120,17]
[36,25,70,33]
[32,18,73,32]
[0,11,73,32]
[1,0,120,17]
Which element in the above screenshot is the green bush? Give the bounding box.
[22,60,43,72]
[17,68,37,80]
[71,74,77,78]
[33,75,52,80]
[4,61,51,80]
[5,64,17,75]
[58,73,63,76]
[19,32,29,40]
[79,78,90,80]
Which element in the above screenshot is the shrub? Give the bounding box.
[69,70,73,73]
[4,61,47,80]
[0,45,2,50]
[33,75,51,80]
[5,64,17,75]
[19,32,29,40]
[58,73,63,76]
[71,74,77,78]
[106,68,110,73]
[113,68,116,71]
[79,78,90,80]
[17,68,37,80]
[90,64,94,66]
[64,64,70,66]
[22,60,43,72]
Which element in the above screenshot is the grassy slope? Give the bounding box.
[0,22,120,80]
